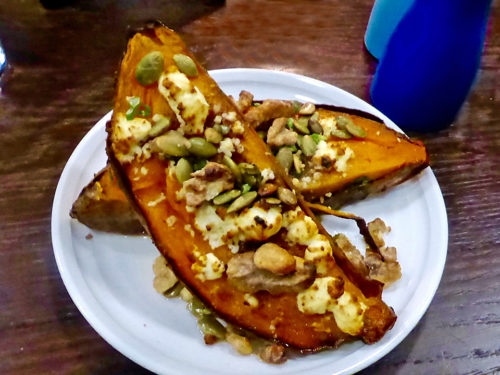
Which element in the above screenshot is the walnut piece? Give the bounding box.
[266,117,298,147]
[227,252,315,294]
[258,343,287,364]
[254,243,296,275]
[183,162,234,206]
[244,99,295,128]
[368,217,391,248]
[237,90,254,113]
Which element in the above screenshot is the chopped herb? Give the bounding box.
[241,184,251,194]
[126,96,151,120]
[287,118,294,129]
[253,102,261,107]
[311,133,327,144]
[138,104,151,117]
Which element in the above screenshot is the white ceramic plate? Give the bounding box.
[52,69,447,375]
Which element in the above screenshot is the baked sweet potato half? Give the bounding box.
[72,98,428,233]
[70,167,144,234]
[106,24,396,350]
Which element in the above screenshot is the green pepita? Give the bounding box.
[336,115,354,130]
[265,197,282,205]
[149,114,171,137]
[293,117,310,134]
[135,51,164,86]
[241,184,251,194]
[197,315,226,340]
[213,189,241,205]
[154,131,190,157]
[309,112,322,134]
[189,298,211,318]
[331,129,353,139]
[299,135,317,156]
[173,54,198,77]
[227,191,258,213]
[277,187,297,206]
[299,102,316,115]
[164,282,184,298]
[175,158,193,184]
[346,122,367,138]
[293,152,304,174]
[189,137,218,158]
[276,147,293,171]
[222,156,241,183]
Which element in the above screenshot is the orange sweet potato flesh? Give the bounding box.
[106,25,396,350]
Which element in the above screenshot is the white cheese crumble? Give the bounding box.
[166,215,177,227]
[318,117,338,137]
[158,72,209,135]
[192,252,225,281]
[243,293,259,308]
[297,279,366,335]
[218,138,235,158]
[184,224,195,237]
[335,147,354,173]
[235,206,282,242]
[114,113,152,142]
[147,193,166,207]
[261,168,275,183]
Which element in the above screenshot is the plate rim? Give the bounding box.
[52,68,448,375]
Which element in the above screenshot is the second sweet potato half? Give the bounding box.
[106,24,396,351]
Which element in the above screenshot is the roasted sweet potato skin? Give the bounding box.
[106,25,396,350]
[70,167,144,234]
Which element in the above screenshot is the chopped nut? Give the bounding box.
[365,247,401,287]
[254,243,296,275]
[152,256,178,294]
[237,90,254,113]
[183,162,234,206]
[266,117,298,147]
[226,331,253,355]
[277,187,297,205]
[205,127,223,144]
[258,343,287,364]
[244,99,295,128]
[368,218,391,248]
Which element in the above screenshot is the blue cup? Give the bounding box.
[364,0,415,60]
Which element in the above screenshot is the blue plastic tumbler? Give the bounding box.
[364,0,415,60]
[370,0,493,132]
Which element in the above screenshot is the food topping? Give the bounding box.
[267,117,298,146]
[152,255,178,294]
[244,99,295,128]
[253,243,296,275]
[158,71,209,135]
[183,162,234,207]
[173,53,198,77]
[192,251,226,281]
[226,252,315,294]
[237,90,254,113]
[136,51,165,86]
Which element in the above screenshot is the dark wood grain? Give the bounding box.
[0,0,499,374]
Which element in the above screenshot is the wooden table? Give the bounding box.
[1,0,499,373]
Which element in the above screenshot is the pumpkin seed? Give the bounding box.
[154,131,190,157]
[173,54,198,77]
[213,189,241,205]
[189,298,211,318]
[276,147,293,171]
[265,197,282,205]
[346,122,367,138]
[293,117,310,134]
[293,152,304,174]
[164,282,184,298]
[336,115,354,130]
[277,187,297,205]
[222,156,241,183]
[189,137,218,158]
[309,112,322,134]
[227,191,257,213]
[331,129,352,139]
[299,135,317,156]
[149,114,171,136]
[292,100,302,113]
[197,315,226,340]
[175,158,193,184]
[238,162,260,176]
[135,51,164,86]
[299,102,316,115]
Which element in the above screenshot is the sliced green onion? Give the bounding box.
[138,104,151,117]
[241,183,251,194]
[311,133,327,144]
